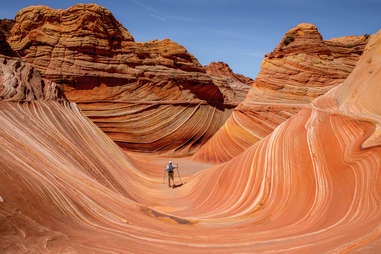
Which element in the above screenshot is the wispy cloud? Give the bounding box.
[129,0,194,22]
[166,15,195,22]
[149,14,167,22]
[130,0,160,14]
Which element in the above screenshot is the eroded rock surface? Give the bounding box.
[0,57,61,101]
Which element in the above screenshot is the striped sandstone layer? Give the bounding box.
[194,23,369,163]
[5,4,248,155]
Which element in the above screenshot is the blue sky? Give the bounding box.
[1,0,380,78]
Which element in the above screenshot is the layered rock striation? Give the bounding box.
[3,4,249,155]
[194,23,369,163]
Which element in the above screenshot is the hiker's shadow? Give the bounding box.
[172,183,184,189]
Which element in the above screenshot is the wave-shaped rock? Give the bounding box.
[0,29,381,253]
[4,4,249,155]
[194,23,369,163]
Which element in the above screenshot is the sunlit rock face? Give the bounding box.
[193,23,369,163]
[0,30,381,253]
[5,4,249,155]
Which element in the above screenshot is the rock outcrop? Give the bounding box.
[0,57,61,101]
[205,61,253,85]
[204,61,252,102]
[194,23,369,163]
[3,4,249,155]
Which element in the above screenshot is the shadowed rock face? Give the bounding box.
[5,3,248,155]
[0,19,16,56]
[0,29,381,253]
[194,23,370,163]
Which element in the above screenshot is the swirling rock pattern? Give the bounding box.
[1,29,381,253]
[194,23,369,163]
[4,4,249,155]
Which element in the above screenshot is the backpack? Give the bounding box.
[168,163,174,173]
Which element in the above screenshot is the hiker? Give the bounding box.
[165,160,176,188]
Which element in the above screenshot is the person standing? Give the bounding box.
[166,160,176,188]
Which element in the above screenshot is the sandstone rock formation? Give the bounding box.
[3,4,248,155]
[0,29,381,253]
[204,61,252,102]
[194,23,369,163]
[205,61,253,84]
[205,61,253,83]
